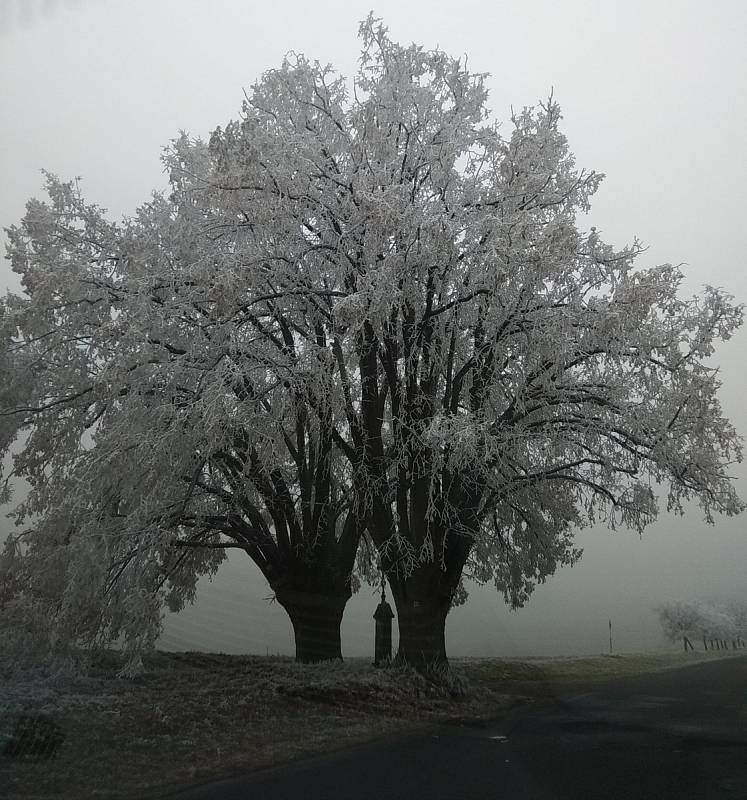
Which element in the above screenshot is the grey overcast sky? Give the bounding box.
[1,0,746,658]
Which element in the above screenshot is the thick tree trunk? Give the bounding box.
[368,505,474,674]
[384,534,471,673]
[268,512,360,663]
[276,590,348,663]
[387,566,454,671]
[395,599,449,670]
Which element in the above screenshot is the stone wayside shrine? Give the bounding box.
[373,584,395,667]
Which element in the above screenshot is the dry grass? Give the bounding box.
[0,651,506,800]
[457,648,745,686]
[1,647,742,800]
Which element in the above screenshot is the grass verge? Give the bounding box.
[458,648,745,686]
[0,648,742,799]
[0,650,505,800]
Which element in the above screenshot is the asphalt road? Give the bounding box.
[160,655,747,800]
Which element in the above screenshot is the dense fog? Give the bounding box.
[2,0,746,658]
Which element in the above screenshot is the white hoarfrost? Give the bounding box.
[0,15,743,667]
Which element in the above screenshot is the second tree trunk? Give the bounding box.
[394,599,449,670]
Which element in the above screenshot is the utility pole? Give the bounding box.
[609,619,613,655]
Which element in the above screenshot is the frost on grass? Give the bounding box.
[153,652,472,706]
[0,650,496,797]
[269,657,467,703]
[0,649,478,737]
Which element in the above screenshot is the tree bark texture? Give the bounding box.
[268,513,360,662]
[276,589,348,663]
[387,564,459,671]
[394,599,449,669]
[382,534,471,672]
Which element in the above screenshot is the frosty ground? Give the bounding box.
[0,649,740,800]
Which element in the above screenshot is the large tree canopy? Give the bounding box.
[0,172,364,668]
[0,16,742,672]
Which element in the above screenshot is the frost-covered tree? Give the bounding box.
[726,601,747,643]
[1,16,743,672]
[199,17,741,668]
[657,601,742,649]
[656,601,706,646]
[0,174,363,668]
[699,603,738,645]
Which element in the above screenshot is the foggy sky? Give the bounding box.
[1,0,746,658]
